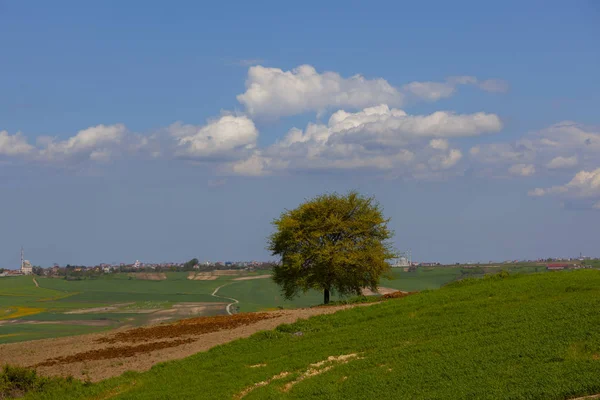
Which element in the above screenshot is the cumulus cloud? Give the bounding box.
[237,65,507,118]
[429,139,449,151]
[428,149,463,171]
[237,65,404,118]
[229,105,499,177]
[2,65,509,180]
[470,121,600,175]
[0,124,153,166]
[509,164,536,176]
[37,124,126,163]
[546,155,578,170]
[325,105,501,145]
[170,115,258,161]
[529,168,600,209]
[0,131,34,156]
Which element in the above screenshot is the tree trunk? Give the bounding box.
[324,288,330,304]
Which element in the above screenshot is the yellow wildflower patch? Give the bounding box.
[0,306,45,320]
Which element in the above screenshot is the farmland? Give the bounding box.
[0,265,572,344]
[0,273,226,344]
[9,269,600,400]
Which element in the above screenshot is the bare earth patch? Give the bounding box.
[187,272,219,281]
[361,286,400,296]
[235,353,362,398]
[0,303,375,382]
[129,273,167,281]
[283,353,362,392]
[65,303,134,314]
[233,275,271,281]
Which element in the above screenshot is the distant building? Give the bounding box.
[20,248,33,275]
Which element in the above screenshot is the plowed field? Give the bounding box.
[0,304,375,382]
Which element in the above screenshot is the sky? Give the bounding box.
[1,0,599,267]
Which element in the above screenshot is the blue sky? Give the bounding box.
[1,1,599,267]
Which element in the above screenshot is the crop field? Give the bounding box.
[0,273,229,344]
[0,265,566,345]
[13,269,600,399]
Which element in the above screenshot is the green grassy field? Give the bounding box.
[18,269,600,399]
[0,265,578,344]
[0,273,227,344]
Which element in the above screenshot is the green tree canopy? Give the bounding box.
[183,258,199,270]
[268,191,396,304]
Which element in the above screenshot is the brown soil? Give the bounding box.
[129,273,167,281]
[0,303,377,382]
[34,339,195,367]
[97,312,279,344]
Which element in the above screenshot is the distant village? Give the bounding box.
[0,254,275,278]
[1,248,596,278]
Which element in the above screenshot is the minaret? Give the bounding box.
[21,247,24,271]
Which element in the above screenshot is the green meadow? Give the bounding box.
[0,265,562,344]
[0,273,225,344]
[19,269,600,400]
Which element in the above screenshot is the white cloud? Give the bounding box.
[403,81,456,102]
[170,115,258,160]
[325,105,502,145]
[529,168,600,209]
[509,164,536,176]
[429,149,463,171]
[237,65,507,119]
[0,131,34,156]
[38,124,126,163]
[237,65,404,118]
[470,143,534,165]
[403,76,508,102]
[470,121,600,175]
[429,139,449,151]
[229,105,498,177]
[546,155,578,170]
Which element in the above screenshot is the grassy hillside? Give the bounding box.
[24,269,600,399]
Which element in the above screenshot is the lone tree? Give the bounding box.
[268,191,396,304]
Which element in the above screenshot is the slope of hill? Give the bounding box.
[21,270,600,399]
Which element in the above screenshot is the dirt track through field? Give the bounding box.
[0,303,377,382]
[211,283,240,315]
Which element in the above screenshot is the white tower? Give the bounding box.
[20,247,33,275]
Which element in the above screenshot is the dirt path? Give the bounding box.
[32,277,39,288]
[211,283,240,315]
[0,303,376,382]
[233,274,271,281]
